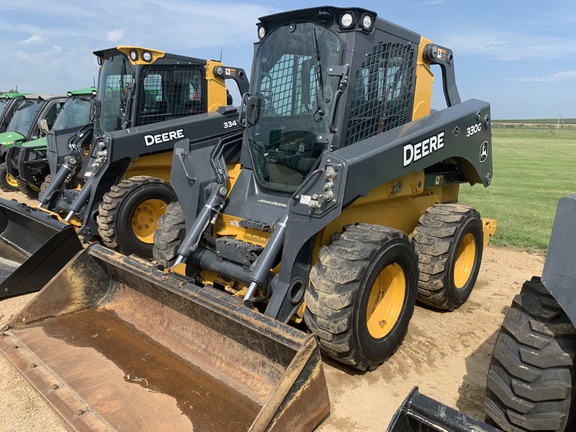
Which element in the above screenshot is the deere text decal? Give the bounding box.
[144,129,184,146]
[403,131,445,167]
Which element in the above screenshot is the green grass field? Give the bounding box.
[458,127,576,251]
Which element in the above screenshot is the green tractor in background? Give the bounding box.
[0,93,28,133]
[6,87,96,198]
[0,93,67,192]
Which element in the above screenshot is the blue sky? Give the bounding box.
[0,0,574,119]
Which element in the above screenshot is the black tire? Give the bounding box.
[96,176,177,258]
[413,203,483,311]
[304,223,419,371]
[484,277,576,432]
[0,162,19,192]
[153,201,186,268]
[16,178,40,199]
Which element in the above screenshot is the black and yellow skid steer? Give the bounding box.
[0,7,495,431]
[0,46,248,297]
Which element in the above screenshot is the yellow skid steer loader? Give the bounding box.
[0,7,495,431]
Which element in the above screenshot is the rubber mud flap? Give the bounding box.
[0,244,330,432]
[387,387,500,432]
[0,197,83,299]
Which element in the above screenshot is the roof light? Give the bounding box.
[258,25,266,40]
[142,51,153,62]
[340,12,354,29]
[129,49,139,61]
[360,13,374,31]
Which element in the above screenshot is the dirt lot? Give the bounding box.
[0,193,545,431]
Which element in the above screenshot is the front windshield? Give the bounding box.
[52,96,92,131]
[7,99,44,136]
[0,99,10,118]
[248,23,341,192]
[96,54,134,133]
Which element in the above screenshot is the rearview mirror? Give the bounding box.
[39,118,49,134]
[90,98,101,122]
[246,94,262,127]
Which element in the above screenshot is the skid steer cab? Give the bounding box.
[0,7,494,432]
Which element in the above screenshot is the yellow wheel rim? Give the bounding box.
[6,173,18,188]
[454,233,476,289]
[366,263,406,339]
[131,199,167,244]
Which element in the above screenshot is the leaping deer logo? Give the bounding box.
[480,141,489,163]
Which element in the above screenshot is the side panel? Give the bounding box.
[75,110,243,239]
[335,98,492,205]
[541,194,576,326]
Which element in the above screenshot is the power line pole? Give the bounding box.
[556,113,567,135]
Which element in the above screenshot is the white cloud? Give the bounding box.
[509,70,576,82]
[18,34,45,45]
[48,45,62,55]
[107,29,125,43]
[13,45,63,62]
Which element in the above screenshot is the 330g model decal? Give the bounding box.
[466,123,482,137]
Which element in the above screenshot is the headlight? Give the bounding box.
[142,51,152,62]
[340,12,354,29]
[129,50,139,61]
[360,14,374,31]
[258,25,266,40]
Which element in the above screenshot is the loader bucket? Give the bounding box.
[0,197,83,299]
[387,387,499,432]
[0,244,330,432]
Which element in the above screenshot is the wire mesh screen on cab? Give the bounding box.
[345,42,416,146]
[138,68,206,126]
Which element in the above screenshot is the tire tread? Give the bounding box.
[413,203,482,310]
[484,278,576,431]
[96,176,174,256]
[304,224,416,371]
